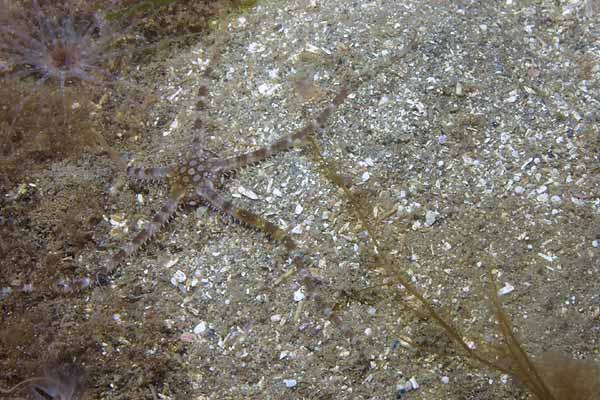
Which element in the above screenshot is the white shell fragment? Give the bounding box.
[193,321,207,335]
[397,377,420,395]
[238,186,259,200]
[293,289,305,302]
[170,270,186,286]
[538,253,557,262]
[498,282,515,296]
[283,379,297,388]
[425,210,439,227]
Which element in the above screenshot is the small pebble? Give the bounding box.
[441,376,450,385]
[593,240,599,248]
[295,204,303,215]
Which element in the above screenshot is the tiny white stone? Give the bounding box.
[283,379,297,388]
[291,225,303,234]
[193,321,207,335]
[364,327,372,336]
[361,171,370,182]
[592,240,598,248]
[441,376,450,384]
[272,188,283,197]
[293,289,305,302]
[295,204,303,215]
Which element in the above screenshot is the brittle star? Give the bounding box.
[104,63,355,327]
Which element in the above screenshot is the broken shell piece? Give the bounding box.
[498,282,515,296]
[170,270,186,286]
[193,321,207,335]
[397,376,420,396]
[238,186,259,200]
[425,210,438,227]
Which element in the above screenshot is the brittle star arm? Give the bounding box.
[126,164,176,181]
[210,87,352,173]
[109,183,185,269]
[195,182,318,291]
